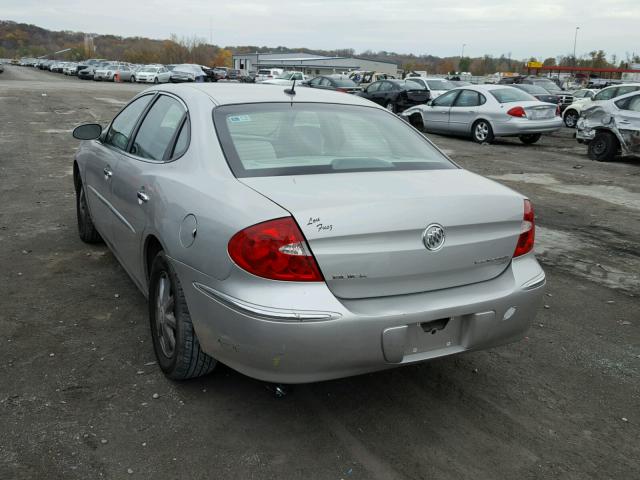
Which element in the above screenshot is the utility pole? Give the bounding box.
[573,26,580,66]
[461,43,466,60]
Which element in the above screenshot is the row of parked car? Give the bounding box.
[17,57,251,84]
[259,71,638,161]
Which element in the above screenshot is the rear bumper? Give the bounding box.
[171,254,545,383]
[494,117,562,136]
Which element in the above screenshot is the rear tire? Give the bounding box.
[130,76,135,83]
[149,251,216,380]
[409,113,424,131]
[564,109,579,128]
[76,181,102,244]
[472,120,494,143]
[587,131,618,162]
[519,133,542,144]
[154,77,159,84]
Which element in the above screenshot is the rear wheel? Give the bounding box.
[149,251,216,380]
[519,133,542,145]
[564,109,579,128]
[130,75,135,83]
[588,131,618,162]
[154,77,159,84]
[472,120,494,143]
[409,113,424,131]
[76,181,102,244]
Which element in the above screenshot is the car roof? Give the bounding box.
[147,83,381,108]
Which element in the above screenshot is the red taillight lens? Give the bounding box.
[228,217,324,282]
[507,106,527,118]
[556,105,561,116]
[513,200,535,257]
[336,87,349,93]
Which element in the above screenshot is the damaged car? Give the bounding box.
[576,90,640,162]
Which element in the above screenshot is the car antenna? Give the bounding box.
[284,78,297,96]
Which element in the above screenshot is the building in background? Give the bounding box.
[232,52,398,76]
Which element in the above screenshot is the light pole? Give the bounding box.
[573,27,580,66]
[461,43,466,60]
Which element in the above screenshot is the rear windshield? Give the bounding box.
[213,103,455,178]
[426,79,454,90]
[490,88,537,103]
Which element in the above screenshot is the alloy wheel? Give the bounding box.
[155,272,177,358]
[475,122,489,141]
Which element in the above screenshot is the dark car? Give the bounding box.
[304,76,361,94]
[77,66,95,80]
[227,69,241,80]
[200,66,218,82]
[357,79,430,113]
[511,84,560,105]
[520,77,573,111]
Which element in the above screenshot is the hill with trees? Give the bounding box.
[1,19,637,75]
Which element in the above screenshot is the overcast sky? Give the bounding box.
[3,0,638,60]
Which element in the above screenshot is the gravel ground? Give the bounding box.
[0,65,638,480]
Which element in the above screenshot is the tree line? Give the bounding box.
[1,20,638,74]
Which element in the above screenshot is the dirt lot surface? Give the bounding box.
[1,65,638,479]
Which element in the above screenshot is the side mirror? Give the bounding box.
[427,100,434,106]
[73,123,102,140]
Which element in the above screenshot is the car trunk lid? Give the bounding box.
[240,169,524,299]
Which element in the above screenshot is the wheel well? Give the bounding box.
[470,118,491,133]
[73,161,81,192]
[564,108,578,116]
[145,235,164,281]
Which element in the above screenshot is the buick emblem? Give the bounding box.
[422,224,445,251]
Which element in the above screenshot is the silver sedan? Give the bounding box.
[401,84,562,144]
[71,84,545,383]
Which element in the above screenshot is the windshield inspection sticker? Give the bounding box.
[228,115,252,123]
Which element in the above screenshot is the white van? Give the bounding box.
[255,68,284,83]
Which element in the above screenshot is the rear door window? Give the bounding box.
[594,87,617,101]
[130,95,186,161]
[453,90,481,107]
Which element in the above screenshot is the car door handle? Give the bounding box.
[103,166,113,179]
[618,120,631,124]
[137,191,149,203]
[468,110,476,113]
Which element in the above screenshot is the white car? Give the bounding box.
[404,77,455,99]
[255,68,284,83]
[261,71,308,86]
[562,84,640,128]
[133,66,171,84]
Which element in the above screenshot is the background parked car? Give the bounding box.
[562,83,640,128]
[519,76,574,111]
[402,85,562,144]
[511,84,560,105]
[261,71,308,86]
[170,64,207,83]
[358,79,430,113]
[303,75,361,93]
[133,66,171,84]
[404,77,455,99]
[348,71,396,88]
[255,68,283,82]
[576,90,640,161]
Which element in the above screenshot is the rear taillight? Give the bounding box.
[228,217,324,282]
[513,200,535,257]
[336,87,349,93]
[507,106,527,118]
[556,105,561,116]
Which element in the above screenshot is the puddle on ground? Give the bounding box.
[491,173,640,211]
[535,226,639,293]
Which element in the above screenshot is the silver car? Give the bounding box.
[401,85,562,144]
[71,84,545,383]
